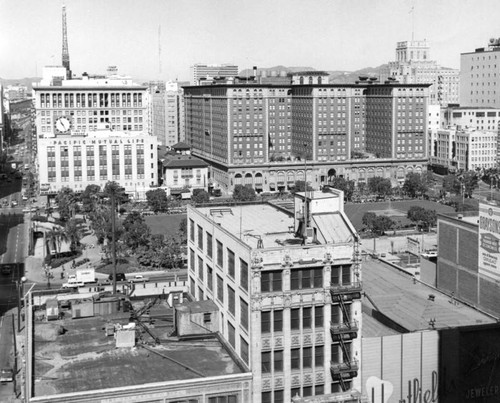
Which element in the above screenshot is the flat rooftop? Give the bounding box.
[32,301,243,398]
[197,204,296,249]
[362,260,496,333]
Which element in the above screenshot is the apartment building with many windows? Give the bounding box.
[187,189,363,403]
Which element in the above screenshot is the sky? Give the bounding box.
[1,0,500,82]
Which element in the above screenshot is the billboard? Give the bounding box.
[478,203,500,281]
[439,323,500,402]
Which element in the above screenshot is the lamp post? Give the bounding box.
[17,276,26,332]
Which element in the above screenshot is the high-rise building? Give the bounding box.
[184,79,429,194]
[187,188,362,402]
[191,63,239,85]
[147,81,188,146]
[460,38,500,107]
[33,70,157,197]
[0,84,4,152]
[387,40,459,106]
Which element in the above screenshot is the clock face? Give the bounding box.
[55,117,71,133]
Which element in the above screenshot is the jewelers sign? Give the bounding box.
[478,202,500,281]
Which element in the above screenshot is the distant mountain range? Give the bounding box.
[1,64,390,91]
[239,65,389,84]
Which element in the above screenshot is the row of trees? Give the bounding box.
[362,205,437,236]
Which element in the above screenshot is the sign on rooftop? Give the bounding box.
[478,202,500,281]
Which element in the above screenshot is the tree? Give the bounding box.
[103,181,129,206]
[192,189,210,204]
[372,216,395,235]
[326,177,356,201]
[65,218,82,252]
[443,174,462,195]
[56,187,78,222]
[407,206,437,231]
[122,211,150,250]
[362,212,377,231]
[367,177,392,198]
[232,184,256,201]
[146,188,169,212]
[292,180,314,194]
[81,184,101,213]
[460,171,479,198]
[179,218,187,244]
[46,226,69,258]
[402,173,428,198]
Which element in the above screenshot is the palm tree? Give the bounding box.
[46,226,69,258]
[65,219,82,253]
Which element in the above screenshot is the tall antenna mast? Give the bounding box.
[158,25,162,75]
[62,4,71,79]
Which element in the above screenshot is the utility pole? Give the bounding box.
[111,192,117,295]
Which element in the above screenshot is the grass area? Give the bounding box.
[144,213,185,238]
[344,200,456,231]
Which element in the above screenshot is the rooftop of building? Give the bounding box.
[362,259,496,334]
[162,154,208,169]
[448,106,500,110]
[195,192,354,249]
[32,299,244,398]
[183,82,432,90]
[196,203,296,249]
[172,141,191,150]
[437,210,481,226]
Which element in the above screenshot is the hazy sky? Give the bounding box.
[1,0,499,81]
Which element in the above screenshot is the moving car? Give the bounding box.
[0,368,13,382]
[108,273,126,282]
[130,274,149,283]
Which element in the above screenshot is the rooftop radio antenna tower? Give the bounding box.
[158,25,162,75]
[62,4,71,79]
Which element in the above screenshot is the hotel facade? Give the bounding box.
[184,77,430,194]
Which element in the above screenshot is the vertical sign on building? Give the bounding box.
[478,202,500,281]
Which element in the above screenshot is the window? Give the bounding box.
[189,249,195,272]
[227,249,235,279]
[197,225,203,250]
[240,337,249,364]
[261,270,282,292]
[240,259,248,291]
[207,265,213,291]
[291,348,300,369]
[240,298,249,331]
[315,306,323,328]
[261,311,271,333]
[291,268,323,290]
[274,390,284,403]
[208,396,237,403]
[198,256,204,281]
[303,307,312,329]
[274,310,283,332]
[228,286,235,316]
[262,392,271,403]
[315,345,324,367]
[262,352,271,373]
[217,240,223,267]
[274,350,283,372]
[189,219,194,242]
[303,347,312,368]
[217,275,224,303]
[228,322,235,347]
[207,232,213,258]
[204,313,212,323]
[291,308,300,330]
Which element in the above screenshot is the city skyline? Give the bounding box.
[2,0,500,82]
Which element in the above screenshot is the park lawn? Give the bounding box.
[144,213,186,238]
[344,200,455,231]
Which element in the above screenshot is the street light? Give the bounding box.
[17,276,26,332]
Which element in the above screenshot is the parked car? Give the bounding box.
[108,273,126,282]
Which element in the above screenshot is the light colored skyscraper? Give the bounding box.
[191,63,239,85]
[387,40,459,106]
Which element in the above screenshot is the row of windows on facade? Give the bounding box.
[261,341,353,374]
[39,109,144,118]
[39,92,144,108]
[261,382,349,403]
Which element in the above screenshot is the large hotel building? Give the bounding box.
[184,73,430,194]
[33,67,158,196]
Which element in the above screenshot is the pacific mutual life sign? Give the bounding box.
[478,203,500,281]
